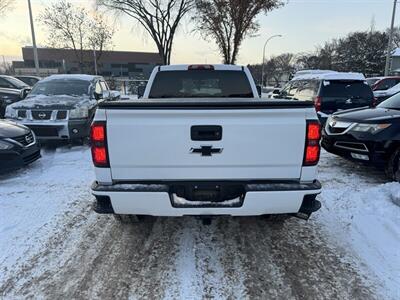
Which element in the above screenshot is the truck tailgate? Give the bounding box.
[105,108,307,181]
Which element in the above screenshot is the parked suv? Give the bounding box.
[322,92,400,181]
[274,71,374,124]
[5,74,118,142]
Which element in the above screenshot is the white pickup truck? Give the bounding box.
[90,64,322,222]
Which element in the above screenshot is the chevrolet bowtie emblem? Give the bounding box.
[190,146,223,157]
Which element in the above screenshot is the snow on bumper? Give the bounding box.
[91,181,322,216]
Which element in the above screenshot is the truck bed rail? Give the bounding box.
[98,98,315,110]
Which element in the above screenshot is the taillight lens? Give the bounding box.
[303,121,321,166]
[314,96,322,112]
[91,122,109,167]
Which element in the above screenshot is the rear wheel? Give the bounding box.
[385,147,400,182]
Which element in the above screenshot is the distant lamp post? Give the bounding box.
[261,34,282,87]
[27,0,40,76]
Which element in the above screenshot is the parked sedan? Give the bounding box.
[371,76,400,91]
[322,93,400,181]
[374,82,400,104]
[4,74,116,142]
[0,119,41,173]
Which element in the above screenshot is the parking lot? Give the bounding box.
[0,146,399,299]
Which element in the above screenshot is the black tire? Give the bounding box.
[385,147,400,182]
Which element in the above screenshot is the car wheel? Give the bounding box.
[385,147,400,182]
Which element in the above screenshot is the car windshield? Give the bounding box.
[320,80,373,99]
[378,93,400,110]
[29,79,91,97]
[148,70,254,98]
[17,77,39,86]
[5,76,29,89]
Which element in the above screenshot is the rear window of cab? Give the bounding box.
[148,70,254,98]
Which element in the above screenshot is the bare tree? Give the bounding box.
[98,0,194,65]
[194,0,283,64]
[39,0,114,73]
[0,0,14,16]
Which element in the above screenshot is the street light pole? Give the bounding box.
[262,34,282,87]
[27,0,40,76]
[385,0,398,76]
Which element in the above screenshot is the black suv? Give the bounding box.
[274,72,375,124]
[322,92,400,181]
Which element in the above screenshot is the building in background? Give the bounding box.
[12,47,162,79]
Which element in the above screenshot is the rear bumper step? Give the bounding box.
[91,180,322,217]
[91,180,322,193]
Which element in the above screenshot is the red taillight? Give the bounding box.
[91,122,109,167]
[303,121,321,166]
[314,96,322,112]
[92,147,108,165]
[91,125,105,142]
[307,123,321,140]
[188,65,214,70]
[305,145,320,165]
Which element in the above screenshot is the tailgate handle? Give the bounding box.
[191,125,222,141]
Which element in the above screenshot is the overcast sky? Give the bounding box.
[0,0,395,64]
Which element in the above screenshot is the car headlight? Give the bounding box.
[69,107,89,119]
[351,123,391,134]
[0,140,13,150]
[5,106,17,119]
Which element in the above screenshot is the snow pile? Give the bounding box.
[317,151,400,299]
[293,71,365,81]
[0,147,94,283]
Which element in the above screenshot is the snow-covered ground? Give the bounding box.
[0,147,399,299]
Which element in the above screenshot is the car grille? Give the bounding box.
[328,126,347,134]
[56,110,67,119]
[11,131,35,146]
[334,141,369,152]
[23,150,41,165]
[32,110,52,120]
[17,110,27,119]
[29,126,59,137]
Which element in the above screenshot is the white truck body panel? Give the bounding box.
[106,108,309,181]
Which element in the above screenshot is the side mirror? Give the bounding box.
[109,90,121,100]
[20,88,30,99]
[256,85,262,98]
[137,86,146,99]
[94,92,103,100]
